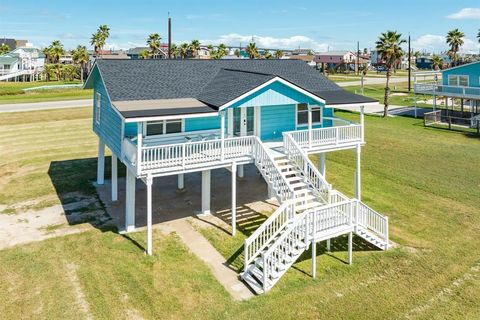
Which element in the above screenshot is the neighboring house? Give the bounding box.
[0,38,27,51]
[288,54,316,67]
[0,46,44,81]
[416,55,452,70]
[11,46,45,71]
[84,59,390,294]
[314,51,362,72]
[0,53,20,76]
[197,46,210,59]
[127,46,167,59]
[414,61,480,116]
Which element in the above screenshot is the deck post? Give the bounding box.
[348,232,353,265]
[308,104,313,149]
[125,169,136,232]
[319,153,326,177]
[360,105,365,143]
[237,165,244,178]
[201,170,211,215]
[311,241,316,278]
[136,122,143,176]
[433,93,436,111]
[231,162,237,236]
[355,145,361,200]
[220,111,225,161]
[326,239,331,251]
[111,155,118,201]
[146,175,153,256]
[96,139,105,185]
[177,174,184,190]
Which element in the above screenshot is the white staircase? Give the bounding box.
[241,133,390,294]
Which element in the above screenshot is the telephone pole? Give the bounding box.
[408,35,411,92]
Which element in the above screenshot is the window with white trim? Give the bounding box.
[448,74,469,87]
[297,103,321,126]
[146,119,183,136]
[95,93,101,124]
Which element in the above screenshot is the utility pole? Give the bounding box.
[168,13,172,59]
[357,41,360,75]
[408,35,411,92]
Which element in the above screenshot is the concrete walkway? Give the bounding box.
[0,99,92,113]
[167,218,254,300]
[337,76,408,87]
[335,103,429,118]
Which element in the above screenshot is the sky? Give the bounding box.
[1,0,480,53]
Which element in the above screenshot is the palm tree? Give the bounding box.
[43,64,55,81]
[217,43,227,58]
[139,49,150,59]
[179,43,190,59]
[264,51,273,59]
[274,50,284,59]
[90,32,102,55]
[190,40,200,58]
[49,40,65,64]
[446,28,464,67]
[147,33,161,59]
[375,30,406,117]
[170,44,178,58]
[234,49,240,58]
[0,43,10,55]
[477,29,480,43]
[246,42,258,59]
[71,45,89,82]
[430,55,443,70]
[63,65,78,81]
[53,63,63,81]
[99,25,110,43]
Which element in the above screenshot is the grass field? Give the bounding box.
[1,107,479,319]
[0,80,92,104]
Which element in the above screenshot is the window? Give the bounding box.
[297,103,321,126]
[146,119,183,136]
[95,93,101,124]
[448,75,469,87]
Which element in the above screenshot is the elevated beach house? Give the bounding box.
[85,60,390,294]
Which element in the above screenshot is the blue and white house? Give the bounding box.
[85,59,390,294]
[414,61,480,115]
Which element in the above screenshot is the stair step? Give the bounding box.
[285,176,303,183]
[296,201,322,211]
[241,270,264,294]
[277,164,295,171]
[295,194,317,202]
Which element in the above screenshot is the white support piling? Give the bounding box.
[146,175,153,256]
[220,111,225,161]
[308,104,313,149]
[201,170,211,215]
[237,164,244,178]
[125,169,136,232]
[326,239,331,251]
[111,154,118,201]
[96,139,105,185]
[319,153,326,177]
[360,105,365,142]
[311,241,316,278]
[177,174,184,190]
[348,232,353,265]
[231,163,237,236]
[355,145,361,200]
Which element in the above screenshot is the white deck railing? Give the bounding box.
[287,124,363,151]
[244,199,296,269]
[354,200,389,247]
[283,132,332,202]
[415,82,480,98]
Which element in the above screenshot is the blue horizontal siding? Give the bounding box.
[124,122,137,137]
[442,62,480,87]
[230,80,324,108]
[185,116,221,132]
[261,104,296,140]
[92,69,122,158]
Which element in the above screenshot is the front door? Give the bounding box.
[233,107,255,137]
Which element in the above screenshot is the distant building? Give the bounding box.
[416,55,452,70]
[0,38,28,51]
[0,46,44,81]
[314,51,365,72]
[127,46,167,60]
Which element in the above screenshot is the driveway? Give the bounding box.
[0,99,92,113]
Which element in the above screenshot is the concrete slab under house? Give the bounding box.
[84,59,391,294]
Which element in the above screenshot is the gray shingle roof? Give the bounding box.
[92,59,376,108]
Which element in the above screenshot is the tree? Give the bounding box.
[446,28,464,67]
[48,40,65,64]
[0,43,10,55]
[375,30,406,117]
[53,63,63,81]
[246,42,258,59]
[217,43,227,57]
[179,43,190,59]
[274,49,284,59]
[43,64,55,81]
[63,64,78,81]
[71,45,89,82]
[190,39,200,58]
[264,51,273,59]
[234,48,240,58]
[209,44,227,59]
[477,29,480,43]
[147,33,161,59]
[139,49,150,59]
[91,24,110,56]
[430,55,443,70]
[170,44,178,58]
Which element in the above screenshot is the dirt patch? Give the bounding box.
[0,193,112,250]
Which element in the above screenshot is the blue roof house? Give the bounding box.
[84,59,390,294]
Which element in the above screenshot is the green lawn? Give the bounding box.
[0,80,92,104]
[1,108,480,319]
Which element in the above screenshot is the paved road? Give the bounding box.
[0,99,92,113]
[336,103,429,118]
[337,77,409,87]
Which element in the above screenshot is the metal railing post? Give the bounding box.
[384,216,389,250]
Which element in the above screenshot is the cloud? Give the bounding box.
[446,8,480,19]
[200,33,330,51]
[412,34,480,54]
